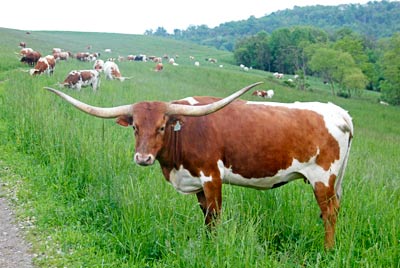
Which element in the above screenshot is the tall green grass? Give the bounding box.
[0,28,399,267]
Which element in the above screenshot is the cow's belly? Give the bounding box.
[222,167,303,189]
[168,157,331,194]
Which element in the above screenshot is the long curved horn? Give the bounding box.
[166,81,263,116]
[44,87,132,118]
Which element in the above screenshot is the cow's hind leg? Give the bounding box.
[313,175,339,249]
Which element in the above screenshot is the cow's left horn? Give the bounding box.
[44,87,132,118]
[166,81,263,116]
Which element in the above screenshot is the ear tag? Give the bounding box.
[174,121,181,131]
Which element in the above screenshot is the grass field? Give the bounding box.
[0,27,399,267]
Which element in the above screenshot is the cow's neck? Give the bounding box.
[158,120,183,172]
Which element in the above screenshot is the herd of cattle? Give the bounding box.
[18,46,161,91]
[18,45,214,91]
[18,45,278,97]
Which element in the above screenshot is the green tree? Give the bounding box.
[269,28,293,73]
[309,48,339,95]
[380,33,400,105]
[154,27,169,37]
[332,29,375,90]
[234,31,271,70]
[342,68,368,97]
[309,47,366,96]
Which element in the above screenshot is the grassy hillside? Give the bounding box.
[0,28,399,267]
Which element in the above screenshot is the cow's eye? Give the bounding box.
[159,126,165,132]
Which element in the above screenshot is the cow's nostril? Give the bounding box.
[146,156,152,163]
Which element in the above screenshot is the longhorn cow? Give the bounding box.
[44,82,353,249]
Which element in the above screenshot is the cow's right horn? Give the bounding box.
[44,87,132,118]
[166,81,263,116]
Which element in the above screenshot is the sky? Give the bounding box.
[1,0,376,35]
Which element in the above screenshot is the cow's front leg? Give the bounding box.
[196,177,222,226]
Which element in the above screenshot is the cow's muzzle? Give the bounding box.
[134,153,155,166]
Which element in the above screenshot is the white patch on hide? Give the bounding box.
[180,97,199,106]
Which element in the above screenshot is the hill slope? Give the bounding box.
[168,1,400,50]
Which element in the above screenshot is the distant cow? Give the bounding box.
[59,70,100,91]
[93,59,105,72]
[152,57,162,63]
[20,51,42,66]
[252,89,274,98]
[19,47,34,56]
[76,52,90,61]
[75,52,100,61]
[127,55,147,61]
[154,63,163,72]
[19,42,26,48]
[103,61,130,81]
[88,52,101,61]
[30,55,56,75]
[53,51,71,61]
[44,82,354,249]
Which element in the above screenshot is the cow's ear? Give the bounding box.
[116,115,133,127]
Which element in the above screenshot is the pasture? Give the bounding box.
[0,28,399,267]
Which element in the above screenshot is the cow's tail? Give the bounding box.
[335,109,354,202]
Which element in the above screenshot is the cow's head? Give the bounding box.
[44,82,262,165]
[29,68,40,75]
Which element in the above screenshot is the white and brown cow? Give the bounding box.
[19,47,34,56]
[59,70,100,91]
[44,82,353,249]
[53,51,72,61]
[52,48,62,53]
[93,59,105,72]
[29,55,56,75]
[75,52,90,61]
[252,89,274,98]
[103,61,130,81]
[154,62,164,72]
